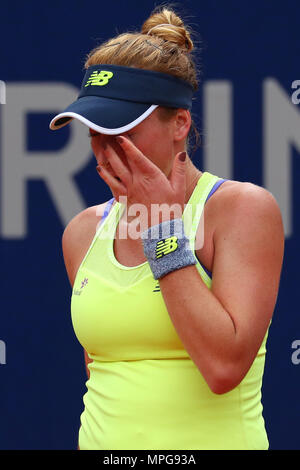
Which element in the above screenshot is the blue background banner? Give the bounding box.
[0,0,299,450]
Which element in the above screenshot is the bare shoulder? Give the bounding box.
[62,200,112,287]
[211,179,284,233]
[196,179,284,270]
[210,179,285,276]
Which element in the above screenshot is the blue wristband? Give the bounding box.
[141,218,197,280]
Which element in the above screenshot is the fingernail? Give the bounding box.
[115,136,124,144]
[179,151,186,162]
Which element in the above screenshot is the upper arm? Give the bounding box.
[61,210,87,288]
[211,183,285,374]
[62,203,108,380]
[61,218,77,288]
[62,203,107,287]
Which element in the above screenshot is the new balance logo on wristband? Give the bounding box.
[155,236,178,259]
[143,219,196,280]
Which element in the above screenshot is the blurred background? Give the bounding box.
[0,0,299,450]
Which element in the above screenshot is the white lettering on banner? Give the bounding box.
[263,78,300,239]
[1,83,89,238]
[0,79,298,239]
[203,81,233,180]
[291,80,300,105]
[0,340,6,365]
[291,340,300,365]
[0,80,5,104]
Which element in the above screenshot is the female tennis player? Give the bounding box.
[50,6,284,450]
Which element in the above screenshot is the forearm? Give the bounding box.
[159,264,241,393]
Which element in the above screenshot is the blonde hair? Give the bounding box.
[85,6,198,89]
[84,5,201,151]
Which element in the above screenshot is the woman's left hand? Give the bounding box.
[96,135,187,229]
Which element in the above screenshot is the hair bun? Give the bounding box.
[141,8,194,52]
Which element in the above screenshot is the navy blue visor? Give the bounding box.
[49,64,194,135]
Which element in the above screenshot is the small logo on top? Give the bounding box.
[153,281,160,292]
[73,277,89,296]
[80,277,88,289]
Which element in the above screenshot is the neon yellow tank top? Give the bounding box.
[71,171,269,450]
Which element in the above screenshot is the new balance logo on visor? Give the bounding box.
[85,70,114,87]
[155,236,178,259]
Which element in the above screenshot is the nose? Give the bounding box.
[90,132,120,169]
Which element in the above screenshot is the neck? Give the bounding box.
[184,158,203,204]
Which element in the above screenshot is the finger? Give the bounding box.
[115,136,158,176]
[97,160,120,181]
[104,143,132,186]
[168,151,187,193]
[96,165,127,195]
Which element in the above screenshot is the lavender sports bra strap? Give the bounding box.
[201,178,228,278]
[99,197,115,227]
[206,178,228,202]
